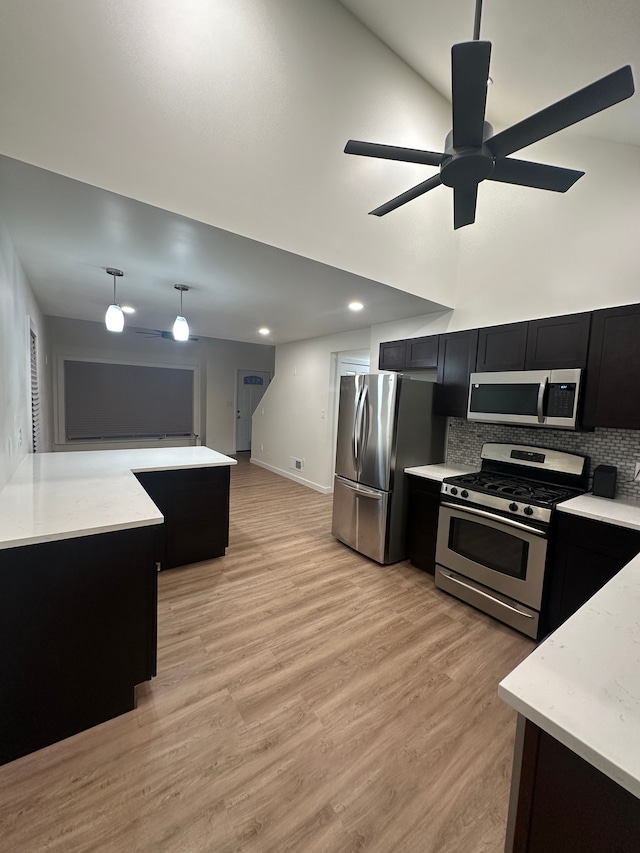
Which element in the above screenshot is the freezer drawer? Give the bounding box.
[331,475,389,564]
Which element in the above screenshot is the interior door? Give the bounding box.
[236,370,271,452]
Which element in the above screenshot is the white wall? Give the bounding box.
[0,0,458,309]
[450,134,640,331]
[46,316,274,454]
[252,327,371,492]
[0,218,51,490]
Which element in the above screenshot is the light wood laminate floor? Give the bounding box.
[0,455,534,852]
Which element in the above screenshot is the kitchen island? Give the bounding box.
[0,447,236,766]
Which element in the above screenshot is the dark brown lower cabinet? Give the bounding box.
[0,526,157,766]
[135,465,231,569]
[406,475,441,574]
[506,716,640,853]
[544,513,640,634]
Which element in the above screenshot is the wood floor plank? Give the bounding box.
[0,454,534,851]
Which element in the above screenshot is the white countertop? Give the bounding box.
[559,492,640,531]
[404,462,476,482]
[499,551,640,798]
[0,447,236,550]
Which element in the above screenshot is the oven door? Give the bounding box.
[435,503,548,610]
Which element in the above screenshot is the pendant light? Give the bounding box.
[173,284,190,341]
[105,267,124,332]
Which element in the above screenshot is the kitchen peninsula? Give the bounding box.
[500,497,640,852]
[0,447,236,766]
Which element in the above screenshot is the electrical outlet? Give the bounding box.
[634,462,640,481]
[260,443,264,452]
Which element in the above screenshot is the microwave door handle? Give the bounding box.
[537,377,548,423]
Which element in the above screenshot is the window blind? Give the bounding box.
[64,360,194,441]
[30,330,42,452]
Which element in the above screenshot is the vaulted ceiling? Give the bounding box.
[0,0,637,344]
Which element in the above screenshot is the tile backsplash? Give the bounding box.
[446,418,640,501]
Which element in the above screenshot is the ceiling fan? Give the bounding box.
[134,329,199,342]
[345,0,635,229]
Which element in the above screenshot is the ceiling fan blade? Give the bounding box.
[489,158,584,192]
[370,174,442,217]
[345,140,445,167]
[451,41,492,148]
[453,184,478,230]
[486,65,635,160]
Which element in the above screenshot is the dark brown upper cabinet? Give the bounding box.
[405,335,439,369]
[378,339,406,371]
[582,303,640,429]
[525,312,591,370]
[475,322,528,372]
[434,328,479,418]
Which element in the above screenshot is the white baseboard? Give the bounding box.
[250,458,333,494]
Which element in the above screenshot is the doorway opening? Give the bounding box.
[235,369,271,452]
[329,349,371,482]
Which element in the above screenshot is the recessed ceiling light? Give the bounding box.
[349,301,364,311]
[121,306,136,314]
[258,327,270,336]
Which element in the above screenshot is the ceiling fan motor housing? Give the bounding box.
[441,123,495,188]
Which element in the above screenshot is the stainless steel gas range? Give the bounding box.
[435,443,589,639]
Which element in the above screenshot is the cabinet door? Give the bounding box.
[582,303,640,429]
[434,329,479,417]
[545,540,624,632]
[406,475,441,573]
[378,339,406,371]
[545,514,640,633]
[405,335,439,369]
[475,322,528,372]
[510,719,640,853]
[525,312,591,370]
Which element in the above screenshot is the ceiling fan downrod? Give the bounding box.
[472,0,483,41]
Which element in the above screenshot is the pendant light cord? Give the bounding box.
[113,272,117,304]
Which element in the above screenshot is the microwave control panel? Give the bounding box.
[547,382,577,418]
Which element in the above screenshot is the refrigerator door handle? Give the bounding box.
[360,384,369,461]
[354,380,367,473]
[352,377,362,469]
[336,477,384,499]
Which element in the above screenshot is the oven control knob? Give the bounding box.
[461,490,469,498]
[450,487,458,496]
[509,502,519,512]
[524,506,534,516]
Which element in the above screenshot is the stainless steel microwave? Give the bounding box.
[467,368,582,429]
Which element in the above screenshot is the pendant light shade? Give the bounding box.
[173,284,190,341]
[105,268,124,333]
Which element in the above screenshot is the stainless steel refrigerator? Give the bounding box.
[331,373,445,564]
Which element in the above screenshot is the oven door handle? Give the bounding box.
[440,502,547,537]
[438,569,535,619]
